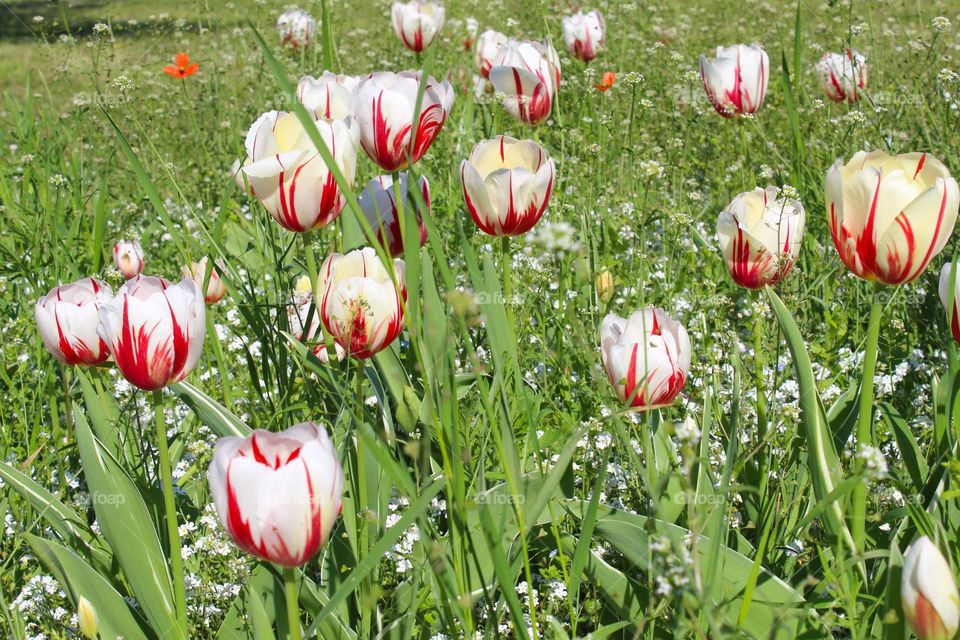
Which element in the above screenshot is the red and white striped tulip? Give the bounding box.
[241,110,360,233]
[352,71,454,172]
[97,275,205,391]
[319,247,406,359]
[561,10,605,63]
[183,257,227,305]
[289,281,345,364]
[939,263,960,344]
[297,73,360,121]
[716,186,806,289]
[475,29,508,79]
[358,173,429,256]
[461,135,555,236]
[818,50,868,104]
[600,309,691,411]
[699,44,769,117]
[489,40,562,125]
[277,8,315,49]
[35,278,113,366]
[208,422,344,568]
[113,240,144,280]
[391,1,445,53]
[826,150,959,285]
[901,536,960,640]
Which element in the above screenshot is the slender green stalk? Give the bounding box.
[301,232,320,301]
[206,310,232,409]
[500,236,514,327]
[851,282,884,553]
[59,364,73,442]
[353,367,371,639]
[152,389,188,633]
[283,567,302,640]
[753,291,769,502]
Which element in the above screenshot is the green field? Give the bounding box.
[2,0,960,638]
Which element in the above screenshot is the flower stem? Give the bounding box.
[354,366,371,638]
[852,282,884,554]
[152,389,188,633]
[753,291,769,502]
[301,232,320,302]
[500,236,514,327]
[283,567,302,640]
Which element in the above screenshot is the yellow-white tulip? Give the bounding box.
[826,150,959,285]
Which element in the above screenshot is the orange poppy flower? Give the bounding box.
[594,71,616,92]
[163,52,199,78]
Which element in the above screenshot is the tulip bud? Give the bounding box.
[938,263,960,344]
[561,10,605,63]
[475,29,508,79]
[241,111,360,233]
[183,257,227,305]
[716,186,806,289]
[208,422,344,567]
[77,596,99,638]
[113,240,144,280]
[699,44,769,117]
[319,247,406,359]
[596,270,614,302]
[297,72,359,121]
[460,135,555,236]
[818,49,867,104]
[35,278,113,366]
[489,40,561,125]
[391,0,445,53]
[277,8,315,50]
[295,274,313,297]
[352,71,454,172]
[357,173,429,256]
[826,151,959,285]
[288,286,345,364]
[97,275,205,390]
[902,536,960,640]
[600,308,691,411]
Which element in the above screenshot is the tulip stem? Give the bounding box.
[500,236,514,327]
[283,567,302,640]
[302,232,320,303]
[152,389,188,635]
[753,292,769,503]
[852,282,884,556]
[353,367,371,637]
